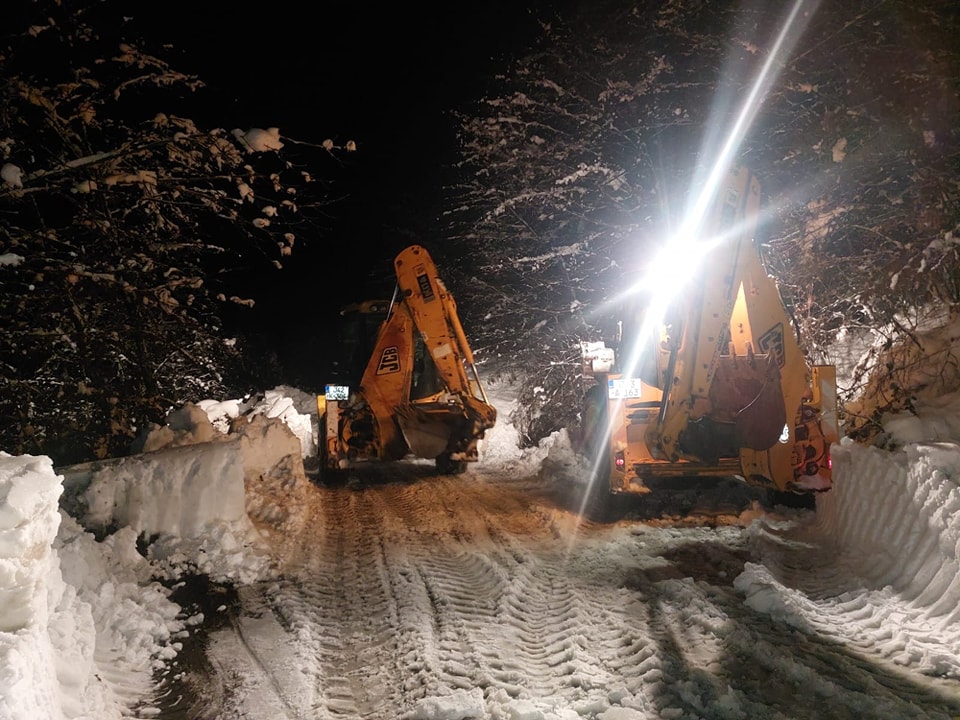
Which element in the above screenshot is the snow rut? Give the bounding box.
[277,488,407,719]
[367,475,632,704]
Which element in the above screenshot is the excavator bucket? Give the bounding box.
[396,405,452,459]
[710,352,788,451]
[735,379,789,451]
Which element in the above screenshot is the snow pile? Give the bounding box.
[737,426,960,677]
[61,392,316,585]
[249,385,319,458]
[55,515,185,706]
[479,379,579,479]
[139,384,317,459]
[197,384,318,458]
[0,454,66,720]
[0,454,184,720]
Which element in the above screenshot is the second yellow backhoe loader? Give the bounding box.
[580,166,840,496]
[318,245,497,478]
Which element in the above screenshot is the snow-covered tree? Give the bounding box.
[446,0,959,446]
[0,1,354,461]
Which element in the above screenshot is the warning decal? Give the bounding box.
[416,269,435,302]
[757,323,786,368]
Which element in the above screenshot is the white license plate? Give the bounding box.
[607,378,644,399]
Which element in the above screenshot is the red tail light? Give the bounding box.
[615,451,625,471]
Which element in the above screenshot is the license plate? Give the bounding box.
[607,378,644,399]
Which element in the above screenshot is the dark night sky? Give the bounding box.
[122,3,554,383]
[139,5,535,132]
[128,3,550,238]
[131,3,537,233]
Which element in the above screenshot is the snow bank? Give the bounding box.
[0,453,184,720]
[0,454,62,630]
[738,437,960,677]
[61,403,310,584]
[0,388,318,720]
[79,438,249,538]
[818,440,960,613]
[0,454,64,719]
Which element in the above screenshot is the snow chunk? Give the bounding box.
[404,688,485,719]
[1,163,23,188]
[232,127,284,152]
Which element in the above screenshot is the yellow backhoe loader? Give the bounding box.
[318,245,497,477]
[580,166,840,495]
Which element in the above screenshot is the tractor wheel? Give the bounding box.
[436,453,468,475]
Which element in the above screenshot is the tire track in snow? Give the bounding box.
[358,479,505,708]
[201,609,301,720]
[471,511,630,701]
[376,474,634,704]
[407,549,507,696]
[274,487,407,719]
[219,591,306,720]
[208,483,410,719]
[353,473,590,704]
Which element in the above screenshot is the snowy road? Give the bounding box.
[157,462,960,720]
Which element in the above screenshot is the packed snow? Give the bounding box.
[3,348,960,718]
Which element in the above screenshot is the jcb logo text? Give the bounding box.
[377,346,401,374]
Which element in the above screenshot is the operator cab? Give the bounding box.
[330,300,390,387]
[328,299,443,400]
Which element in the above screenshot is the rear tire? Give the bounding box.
[579,384,614,520]
[582,385,611,480]
[436,453,468,475]
[317,414,347,486]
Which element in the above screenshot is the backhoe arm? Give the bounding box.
[394,245,492,409]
